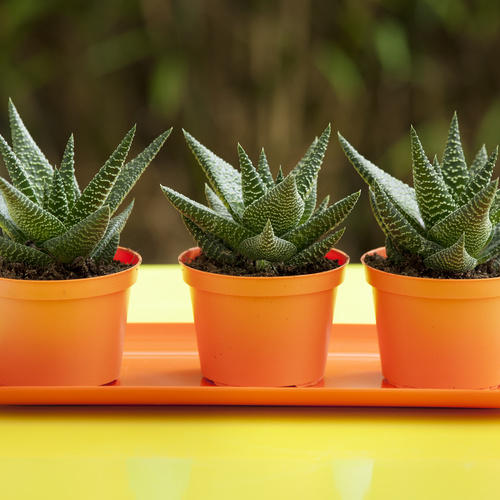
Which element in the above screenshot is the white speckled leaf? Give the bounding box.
[0,178,66,243]
[428,179,497,256]
[183,130,244,220]
[43,205,110,263]
[441,112,469,199]
[424,234,477,271]
[242,174,305,236]
[8,100,53,204]
[238,220,297,262]
[411,126,456,229]
[161,185,253,249]
[65,126,135,227]
[238,144,266,208]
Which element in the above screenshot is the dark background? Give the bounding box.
[1,0,499,263]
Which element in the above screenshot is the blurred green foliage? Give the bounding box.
[0,0,500,262]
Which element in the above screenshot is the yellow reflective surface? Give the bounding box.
[2,264,499,499]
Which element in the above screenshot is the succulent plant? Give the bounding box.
[161,125,360,269]
[339,113,500,272]
[0,100,170,267]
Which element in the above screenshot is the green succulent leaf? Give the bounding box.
[238,144,266,208]
[256,149,274,190]
[104,128,171,215]
[311,195,330,218]
[371,182,442,258]
[59,134,80,209]
[44,168,69,221]
[0,134,38,204]
[477,225,500,264]
[338,132,424,230]
[284,190,360,251]
[93,231,120,264]
[183,130,244,220]
[459,147,498,205]
[205,184,232,218]
[238,219,297,262]
[293,125,330,200]
[0,237,54,267]
[91,200,134,262]
[0,178,67,243]
[441,112,469,199]
[182,216,237,264]
[161,185,254,248]
[65,126,136,227]
[275,166,285,184]
[43,205,110,263]
[8,99,53,204]
[411,126,456,228]
[242,174,305,236]
[290,228,345,266]
[423,234,477,272]
[469,144,488,178]
[299,178,318,224]
[428,179,497,256]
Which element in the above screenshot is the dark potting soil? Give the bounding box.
[364,252,500,279]
[0,257,133,281]
[184,252,341,277]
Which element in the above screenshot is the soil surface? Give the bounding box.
[0,257,133,281]
[184,252,340,277]
[365,252,500,279]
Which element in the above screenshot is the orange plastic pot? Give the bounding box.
[362,247,500,389]
[179,247,349,387]
[0,247,141,386]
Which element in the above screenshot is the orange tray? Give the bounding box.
[2,323,500,407]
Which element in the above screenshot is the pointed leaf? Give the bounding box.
[299,178,317,224]
[0,237,54,267]
[275,166,284,184]
[59,134,80,208]
[0,178,66,243]
[477,225,500,263]
[65,126,136,227]
[283,190,360,251]
[183,130,244,219]
[91,200,134,261]
[257,149,274,190]
[242,174,305,236]
[94,231,120,264]
[238,220,297,262]
[290,228,345,266]
[428,179,497,256]
[0,134,39,203]
[105,129,171,215]
[8,100,53,203]
[205,184,232,218]
[293,125,330,199]
[45,168,69,221]
[43,205,110,263]
[311,195,330,219]
[424,234,477,272]
[161,185,253,249]
[460,147,498,204]
[411,126,456,228]
[339,132,424,229]
[371,182,442,258]
[238,144,266,208]
[441,112,469,198]
[469,144,488,178]
[182,215,237,264]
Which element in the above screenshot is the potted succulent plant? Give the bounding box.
[161,125,360,387]
[0,100,170,386]
[339,113,500,389]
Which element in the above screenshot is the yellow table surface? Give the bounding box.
[2,264,499,500]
